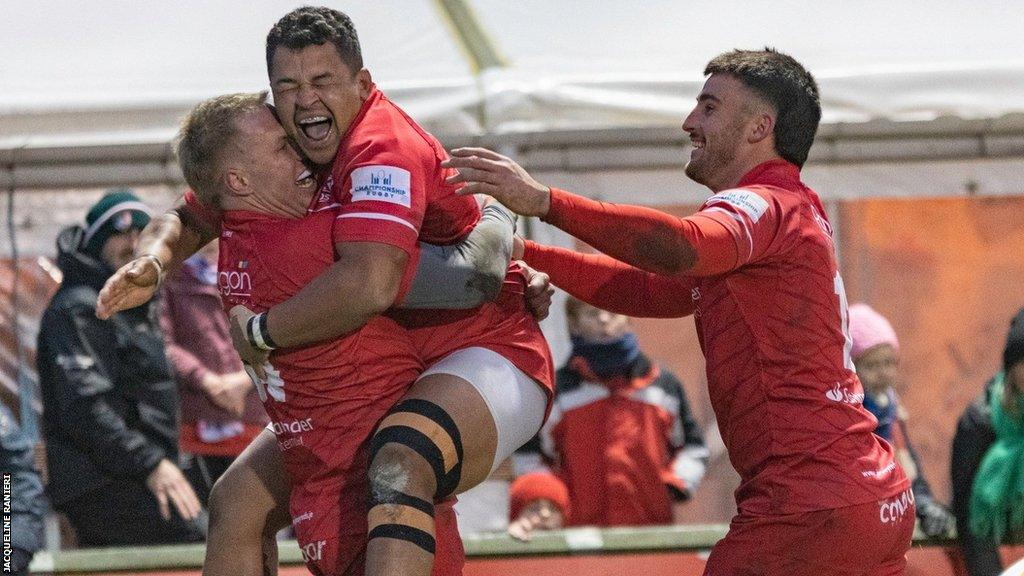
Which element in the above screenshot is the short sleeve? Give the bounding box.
[332,152,426,257]
[693,187,784,267]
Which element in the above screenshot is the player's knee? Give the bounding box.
[367,411,449,555]
[369,398,464,500]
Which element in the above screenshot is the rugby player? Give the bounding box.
[98,7,554,576]
[444,49,915,576]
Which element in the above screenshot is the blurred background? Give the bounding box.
[3,1,1024,574]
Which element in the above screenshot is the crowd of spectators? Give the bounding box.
[4,188,1024,575]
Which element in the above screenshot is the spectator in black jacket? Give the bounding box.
[0,403,48,575]
[951,306,1024,576]
[36,191,204,546]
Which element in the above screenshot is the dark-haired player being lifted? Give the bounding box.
[98,7,554,576]
[446,49,914,576]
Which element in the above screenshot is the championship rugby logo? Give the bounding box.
[350,165,412,207]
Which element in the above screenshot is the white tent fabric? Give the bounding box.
[3,0,1024,138]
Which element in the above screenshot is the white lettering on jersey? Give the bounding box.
[301,540,326,563]
[834,271,855,371]
[250,362,286,403]
[878,489,914,524]
[350,166,411,207]
[218,269,252,297]
[705,188,769,223]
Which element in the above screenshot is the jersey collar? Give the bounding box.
[736,159,801,189]
[340,84,382,146]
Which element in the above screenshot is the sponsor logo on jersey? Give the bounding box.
[300,540,326,563]
[279,436,305,450]
[292,511,314,525]
[825,382,864,405]
[879,489,914,524]
[705,188,769,222]
[271,417,314,435]
[350,165,411,207]
[862,460,897,479]
[218,269,252,297]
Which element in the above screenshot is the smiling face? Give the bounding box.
[226,106,317,217]
[682,74,775,192]
[269,43,371,167]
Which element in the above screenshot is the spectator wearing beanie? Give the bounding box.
[951,307,1024,576]
[848,303,954,538]
[508,298,708,540]
[36,190,205,546]
[507,472,571,540]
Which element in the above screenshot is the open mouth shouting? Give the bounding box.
[293,112,338,165]
[298,115,333,141]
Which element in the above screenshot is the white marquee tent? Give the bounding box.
[2,2,1023,510]
[2,0,1024,200]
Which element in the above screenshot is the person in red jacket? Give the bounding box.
[159,240,268,504]
[445,48,913,576]
[508,297,707,539]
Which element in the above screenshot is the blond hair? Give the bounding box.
[175,91,268,207]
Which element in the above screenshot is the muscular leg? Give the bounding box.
[365,348,546,576]
[204,429,291,576]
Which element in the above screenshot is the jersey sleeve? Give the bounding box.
[542,187,742,277]
[521,240,697,318]
[332,148,426,257]
[691,187,787,270]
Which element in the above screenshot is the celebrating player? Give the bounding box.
[98,7,553,576]
[444,48,915,576]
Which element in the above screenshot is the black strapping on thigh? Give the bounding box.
[370,399,464,497]
[367,524,436,554]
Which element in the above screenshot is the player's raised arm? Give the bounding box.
[96,198,217,319]
[443,148,742,279]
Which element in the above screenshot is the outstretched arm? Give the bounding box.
[442,147,742,278]
[97,197,217,319]
[521,240,696,319]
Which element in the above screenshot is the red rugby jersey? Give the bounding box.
[524,160,908,515]
[308,86,480,299]
[217,208,422,488]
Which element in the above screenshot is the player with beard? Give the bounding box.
[444,49,914,576]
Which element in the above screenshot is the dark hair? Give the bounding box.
[704,48,821,167]
[266,6,363,76]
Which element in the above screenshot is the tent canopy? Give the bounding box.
[2,0,1023,193]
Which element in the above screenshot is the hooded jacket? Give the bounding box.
[36,226,179,507]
